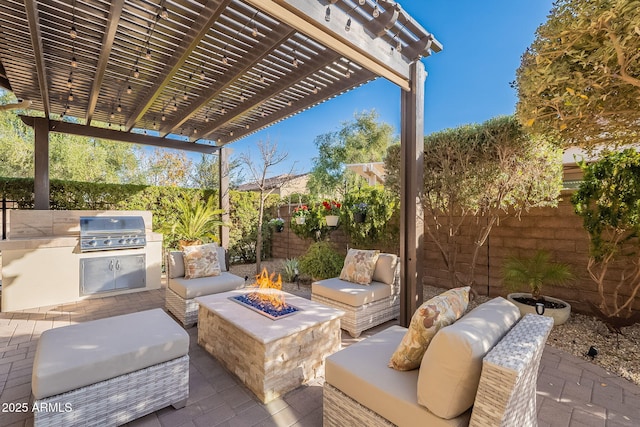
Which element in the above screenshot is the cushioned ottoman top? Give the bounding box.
[32,308,189,400]
[168,272,245,299]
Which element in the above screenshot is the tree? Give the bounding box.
[237,139,295,273]
[385,115,563,288]
[139,148,193,187]
[190,153,243,189]
[307,110,397,197]
[514,0,640,148]
[572,149,640,331]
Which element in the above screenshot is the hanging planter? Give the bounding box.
[295,216,306,225]
[325,215,339,227]
[353,212,366,223]
[275,224,284,232]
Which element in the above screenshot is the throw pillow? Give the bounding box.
[339,249,380,285]
[417,297,520,419]
[389,286,470,371]
[182,243,221,279]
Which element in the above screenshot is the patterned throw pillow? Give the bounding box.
[339,249,380,285]
[389,287,470,371]
[182,243,221,279]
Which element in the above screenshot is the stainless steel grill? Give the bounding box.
[79,216,146,252]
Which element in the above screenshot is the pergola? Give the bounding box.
[0,0,441,324]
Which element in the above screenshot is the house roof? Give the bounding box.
[236,172,307,191]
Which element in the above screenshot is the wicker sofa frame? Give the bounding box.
[311,259,400,338]
[323,314,554,427]
[33,355,189,427]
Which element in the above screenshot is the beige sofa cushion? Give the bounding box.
[169,272,245,299]
[389,287,470,371]
[339,249,380,285]
[417,297,521,419]
[372,253,398,285]
[32,308,189,400]
[312,277,392,306]
[325,325,471,427]
[168,246,227,279]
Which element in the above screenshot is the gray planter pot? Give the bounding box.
[507,293,571,326]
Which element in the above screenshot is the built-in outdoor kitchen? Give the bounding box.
[0,210,162,312]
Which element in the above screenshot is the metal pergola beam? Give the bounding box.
[86,0,124,125]
[20,116,219,154]
[160,26,296,136]
[23,0,50,118]
[198,51,342,141]
[243,0,411,90]
[125,0,233,131]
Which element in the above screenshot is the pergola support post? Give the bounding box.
[399,61,426,326]
[33,118,50,210]
[218,147,230,249]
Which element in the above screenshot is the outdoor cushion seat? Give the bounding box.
[165,249,245,327]
[311,277,392,307]
[168,272,245,299]
[311,252,400,337]
[31,308,189,426]
[325,325,470,427]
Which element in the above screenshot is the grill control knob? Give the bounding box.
[132,238,139,244]
[88,239,97,246]
[104,239,112,246]
[119,239,126,244]
[125,239,131,244]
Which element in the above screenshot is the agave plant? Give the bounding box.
[167,196,227,248]
[502,250,573,300]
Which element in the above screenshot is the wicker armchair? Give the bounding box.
[311,253,400,338]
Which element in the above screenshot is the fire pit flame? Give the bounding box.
[230,268,300,320]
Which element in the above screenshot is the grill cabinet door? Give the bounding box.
[80,257,116,295]
[114,255,146,290]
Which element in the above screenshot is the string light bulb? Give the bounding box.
[153,121,157,130]
[396,39,402,52]
[110,111,115,119]
[205,115,209,123]
[161,113,166,121]
[292,57,298,68]
[145,48,152,60]
[313,86,319,94]
[358,0,366,5]
[160,6,169,20]
[287,99,292,106]
[259,74,265,83]
[372,5,380,18]
[67,76,73,89]
[345,18,351,32]
[222,55,228,65]
[193,128,198,134]
[183,91,188,101]
[245,124,249,129]
[65,105,70,113]
[68,92,74,101]
[229,131,234,136]
[345,69,352,78]
[127,85,132,95]
[220,107,226,114]
[71,56,77,68]
[252,24,258,37]
[260,109,265,117]
[133,67,140,78]
[173,102,178,112]
[70,25,77,39]
[117,103,122,113]
[199,69,205,79]
[325,6,331,22]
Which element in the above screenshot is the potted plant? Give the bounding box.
[269,217,285,232]
[292,205,309,225]
[502,249,574,325]
[322,200,341,227]
[352,202,368,223]
[164,195,227,249]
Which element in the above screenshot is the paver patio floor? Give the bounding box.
[0,287,638,427]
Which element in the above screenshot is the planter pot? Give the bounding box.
[325,215,339,227]
[179,239,202,250]
[275,224,284,232]
[507,293,571,326]
[353,212,366,223]
[295,217,306,225]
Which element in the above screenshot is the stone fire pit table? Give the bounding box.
[196,289,344,403]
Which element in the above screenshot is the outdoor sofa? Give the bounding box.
[311,252,400,337]
[165,246,245,327]
[323,297,554,427]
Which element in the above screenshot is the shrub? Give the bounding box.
[299,242,344,280]
[281,258,299,282]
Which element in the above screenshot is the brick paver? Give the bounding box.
[0,287,638,427]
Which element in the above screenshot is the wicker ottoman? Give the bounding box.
[31,308,189,427]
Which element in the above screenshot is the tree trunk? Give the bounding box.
[255,191,265,274]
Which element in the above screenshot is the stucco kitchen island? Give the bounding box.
[0,210,163,312]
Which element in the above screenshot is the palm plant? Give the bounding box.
[167,196,227,248]
[502,250,573,300]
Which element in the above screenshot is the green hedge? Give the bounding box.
[0,177,276,263]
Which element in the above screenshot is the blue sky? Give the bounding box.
[227,1,555,176]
